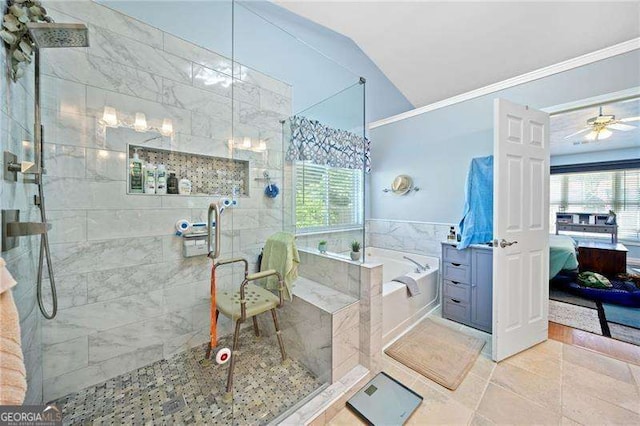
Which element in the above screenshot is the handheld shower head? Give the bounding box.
[27,22,89,48]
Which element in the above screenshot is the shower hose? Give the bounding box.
[36,174,57,319]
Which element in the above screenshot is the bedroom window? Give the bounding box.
[294,162,364,232]
[550,169,640,241]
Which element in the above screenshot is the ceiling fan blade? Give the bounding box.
[620,116,640,122]
[564,127,591,139]
[608,123,636,131]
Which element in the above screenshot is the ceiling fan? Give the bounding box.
[564,106,640,143]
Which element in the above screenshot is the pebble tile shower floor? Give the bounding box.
[50,329,323,425]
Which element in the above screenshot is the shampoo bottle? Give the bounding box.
[156,163,167,195]
[129,148,143,193]
[167,171,179,194]
[144,162,156,194]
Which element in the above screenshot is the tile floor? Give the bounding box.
[50,328,322,425]
[328,314,640,425]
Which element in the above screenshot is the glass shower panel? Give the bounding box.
[284,81,367,261]
[229,1,366,422]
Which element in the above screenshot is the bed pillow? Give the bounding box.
[577,272,612,289]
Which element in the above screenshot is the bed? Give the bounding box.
[549,234,579,279]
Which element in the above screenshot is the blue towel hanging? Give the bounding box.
[458,155,493,250]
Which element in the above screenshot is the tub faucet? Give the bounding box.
[403,256,430,273]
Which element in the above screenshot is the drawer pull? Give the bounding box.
[451,263,461,267]
[450,280,460,285]
[451,298,461,304]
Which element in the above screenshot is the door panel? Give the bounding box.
[492,99,550,362]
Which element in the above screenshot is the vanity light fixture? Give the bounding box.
[102,106,118,126]
[161,118,173,136]
[242,137,252,149]
[134,112,147,132]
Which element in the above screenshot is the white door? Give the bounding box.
[492,98,550,362]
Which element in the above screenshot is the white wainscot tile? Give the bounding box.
[87,209,191,240]
[171,133,230,158]
[49,236,162,276]
[88,24,191,84]
[85,148,127,181]
[43,144,86,178]
[241,65,291,98]
[163,33,232,73]
[43,336,88,380]
[86,257,209,303]
[239,102,285,133]
[41,273,88,311]
[260,88,292,116]
[42,109,95,148]
[44,178,161,210]
[43,345,162,401]
[88,310,192,363]
[40,75,86,114]
[191,111,232,140]
[47,1,164,49]
[43,290,164,345]
[41,49,162,102]
[163,79,232,120]
[46,210,87,244]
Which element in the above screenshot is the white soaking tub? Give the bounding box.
[365,247,439,345]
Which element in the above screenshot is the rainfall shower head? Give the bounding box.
[27,23,89,48]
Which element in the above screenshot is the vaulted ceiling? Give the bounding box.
[275,1,640,109]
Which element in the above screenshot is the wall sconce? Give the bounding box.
[257,140,267,151]
[134,113,147,132]
[102,106,118,126]
[161,118,173,136]
[242,137,252,149]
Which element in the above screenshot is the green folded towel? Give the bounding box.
[260,232,300,301]
[577,271,612,289]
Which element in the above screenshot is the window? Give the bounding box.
[550,169,640,240]
[295,162,363,232]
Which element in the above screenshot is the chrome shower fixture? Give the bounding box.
[27,22,89,48]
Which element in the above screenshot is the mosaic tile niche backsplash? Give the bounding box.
[128,144,250,196]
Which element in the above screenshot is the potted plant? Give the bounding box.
[318,240,327,254]
[350,240,361,261]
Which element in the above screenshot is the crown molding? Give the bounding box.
[370,37,640,129]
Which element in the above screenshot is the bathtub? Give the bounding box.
[365,247,439,345]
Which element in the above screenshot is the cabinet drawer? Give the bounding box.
[442,245,470,265]
[443,298,470,324]
[443,262,471,284]
[444,280,470,304]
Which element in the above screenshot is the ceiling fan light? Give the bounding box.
[585,130,598,141]
[599,128,612,140]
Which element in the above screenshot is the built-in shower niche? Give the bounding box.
[127,144,250,196]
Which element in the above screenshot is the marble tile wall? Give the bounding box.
[359,263,383,373]
[366,219,454,258]
[297,249,360,299]
[1,2,43,403]
[35,0,293,401]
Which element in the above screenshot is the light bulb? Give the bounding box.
[242,137,251,149]
[102,106,118,126]
[134,112,147,132]
[585,130,598,141]
[598,128,612,140]
[161,118,173,136]
[257,140,267,151]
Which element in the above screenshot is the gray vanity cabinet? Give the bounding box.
[441,242,493,333]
